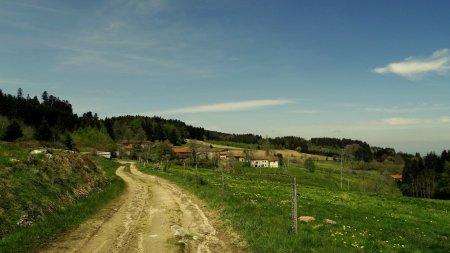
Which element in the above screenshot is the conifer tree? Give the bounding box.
[2,120,23,141]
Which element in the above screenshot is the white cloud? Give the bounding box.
[153,99,294,115]
[440,116,450,123]
[382,117,421,126]
[373,48,450,78]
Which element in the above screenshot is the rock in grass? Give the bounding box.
[323,219,337,225]
[298,216,315,223]
[30,149,47,155]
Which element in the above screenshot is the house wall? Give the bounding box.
[269,161,279,168]
[250,159,269,167]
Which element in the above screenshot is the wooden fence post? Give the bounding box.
[291,176,297,234]
[221,166,225,195]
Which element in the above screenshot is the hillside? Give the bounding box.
[192,139,329,160]
[138,161,450,253]
[0,142,124,252]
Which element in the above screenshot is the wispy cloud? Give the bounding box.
[365,104,444,113]
[289,109,324,114]
[153,99,294,115]
[440,116,450,123]
[11,2,66,15]
[373,48,450,78]
[381,117,422,126]
[0,78,45,88]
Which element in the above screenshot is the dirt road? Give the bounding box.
[40,163,243,253]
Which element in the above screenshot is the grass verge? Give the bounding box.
[0,156,124,253]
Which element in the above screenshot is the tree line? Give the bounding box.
[2,89,449,199]
[0,89,393,161]
[400,151,450,199]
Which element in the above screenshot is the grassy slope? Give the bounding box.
[202,140,259,150]
[197,140,329,160]
[138,161,450,253]
[0,142,125,253]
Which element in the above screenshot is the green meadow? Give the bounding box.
[138,160,450,253]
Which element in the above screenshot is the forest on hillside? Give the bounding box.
[1,89,449,199]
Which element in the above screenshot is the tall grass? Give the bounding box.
[0,143,125,253]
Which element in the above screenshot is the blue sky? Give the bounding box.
[1,0,449,154]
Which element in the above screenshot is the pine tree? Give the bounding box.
[35,119,52,141]
[64,134,74,150]
[2,120,23,141]
[17,88,23,99]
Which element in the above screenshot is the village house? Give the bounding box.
[250,156,279,168]
[95,151,111,159]
[228,151,247,162]
[172,147,193,159]
[390,174,403,181]
[219,151,228,159]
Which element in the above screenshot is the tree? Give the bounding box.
[42,91,49,103]
[2,120,23,141]
[71,126,116,152]
[35,119,52,141]
[150,140,175,166]
[17,88,23,99]
[189,140,201,169]
[64,133,74,150]
[304,158,315,173]
[113,121,133,142]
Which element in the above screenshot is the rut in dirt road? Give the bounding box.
[40,164,243,253]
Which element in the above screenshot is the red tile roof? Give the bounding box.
[173,147,192,153]
[391,174,403,181]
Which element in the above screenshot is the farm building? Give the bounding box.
[95,151,111,159]
[390,174,403,181]
[219,151,228,159]
[229,151,246,162]
[250,156,279,168]
[173,147,193,159]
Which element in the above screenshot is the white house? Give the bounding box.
[96,151,111,159]
[250,156,279,168]
[219,151,228,159]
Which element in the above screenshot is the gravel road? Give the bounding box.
[40,163,243,253]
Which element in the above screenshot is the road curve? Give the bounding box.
[40,163,243,253]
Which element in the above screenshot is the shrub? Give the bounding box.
[2,121,23,141]
[304,158,315,173]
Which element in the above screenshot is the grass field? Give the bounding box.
[199,140,259,150]
[194,140,330,161]
[138,161,450,253]
[0,142,125,253]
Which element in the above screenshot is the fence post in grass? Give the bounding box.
[221,165,225,195]
[291,176,298,234]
